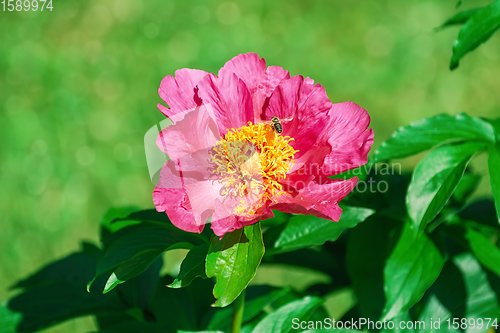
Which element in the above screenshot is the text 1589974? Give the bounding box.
[2,0,53,11]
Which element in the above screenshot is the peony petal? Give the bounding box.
[211,200,274,237]
[290,102,374,177]
[273,177,358,222]
[158,68,208,122]
[156,105,219,174]
[264,75,332,158]
[321,102,374,174]
[197,72,254,136]
[218,53,290,119]
[153,163,204,233]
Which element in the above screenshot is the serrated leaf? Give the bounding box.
[90,223,206,293]
[382,222,445,320]
[252,296,324,333]
[488,143,500,224]
[271,206,374,253]
[450,0,500,70]
[407,142,485,233]
[373,113,494,162]
[169,243,209,289]
[206,223,265,307]
[465,227,500,277]
[437,7,483,30]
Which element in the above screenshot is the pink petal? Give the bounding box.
[218,53,290,119]
[197,73,254,136]
[158,68,208,122]
[156,105,219,174]
[321,102,374,174]
[264,76,332,158]
[211,200,274,237]
[153,164,204,233]
[273,177,358,222]
[290,102,374,177]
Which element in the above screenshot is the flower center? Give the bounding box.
[210,122,297,214]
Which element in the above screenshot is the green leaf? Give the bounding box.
[101,206,142,231]
[0,303,22,333]
[437,7,483,30]
[168,244,209,288]
[381,312,416,333]
[465,227,500,277]
[416,261,463,333]
[252,296,324,333]
[111,208,172,224]
[302,330,363,333]
[177,331,224,333]
[488,143,500,224]
[417,254,500,332]
[103,249,162,293]
[270,207,374,253]
[3,248,122,332]
[206,287,290,331]
[90,223,206,293]
[452,172,481,203]
[453,253,500,319]
[150,276,216,331]
[206,223,265,307]
[450,0,500,70]
[407,142,485,233]
[346,217,401,320]
[373,113,495,162]
[382,222,445,320]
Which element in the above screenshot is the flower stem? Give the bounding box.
[230,289,246,333]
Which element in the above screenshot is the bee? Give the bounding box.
[271,116,283,133]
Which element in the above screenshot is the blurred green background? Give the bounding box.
[1,0,499,331]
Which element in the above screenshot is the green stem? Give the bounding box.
[230,289,246,333]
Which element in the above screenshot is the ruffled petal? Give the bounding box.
[272,177,358,221]
[158,68,208,122]
[153,162,204,233]
[197,72,254,136]
[321,102,374,174]
[218,53,290,119]
[264,75,332,158]
[289,102,373,177]
[156,105,219,174]
[211,200,274,237]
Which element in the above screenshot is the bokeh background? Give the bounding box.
[1,0,499,331]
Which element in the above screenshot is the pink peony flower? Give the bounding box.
[153,53,373,237]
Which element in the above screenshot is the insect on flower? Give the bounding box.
[153,53,374,237]
[271,116,283,133]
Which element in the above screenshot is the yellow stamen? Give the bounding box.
[210,122,297,216]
